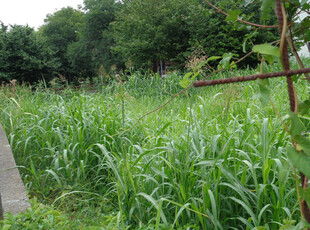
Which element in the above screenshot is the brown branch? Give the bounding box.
[285,0,310,15]
[204,0,279,28]
[287,28,310,83]
[193,68,310,87]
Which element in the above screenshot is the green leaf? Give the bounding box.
[179,72,193,88]
[264,55,274,65]
[137,193,168,224]
[191,71,200,82]
[286,146,310,178]
[219,53,238,70]
[242,30,258,53]
[206,56,222,64]
[300,187,310,207]
[289,111,305,137]
[2,225,12,230]
[256,78,270,106]
[294,135,310,156]
[253,44,280,57]
[230,61,237,68]
[278,159,290,185]
[298,100,310,115]
[261,0,276,21]
[226,10,241,22]
[301,0,310,10]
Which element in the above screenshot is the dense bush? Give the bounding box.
[0,23,59,83]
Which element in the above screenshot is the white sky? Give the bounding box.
[0,0,84,30]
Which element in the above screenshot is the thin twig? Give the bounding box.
[204,0,279,28]
[287,27,310,83]
[285,0,310,15]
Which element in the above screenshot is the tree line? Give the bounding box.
[0,0,281,84]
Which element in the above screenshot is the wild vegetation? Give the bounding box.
[0,0,310,229]
[0,59,310,229]
[0,0,280,84]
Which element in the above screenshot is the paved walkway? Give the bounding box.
[0,125,30,219]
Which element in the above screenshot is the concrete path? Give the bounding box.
[0,125,30,219]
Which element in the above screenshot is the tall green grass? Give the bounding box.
[0,60,309,229]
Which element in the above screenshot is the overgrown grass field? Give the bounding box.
[0,60,310,229]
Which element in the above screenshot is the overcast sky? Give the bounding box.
[0,0,84,29]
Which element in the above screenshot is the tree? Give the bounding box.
[39,7,85,81]
[67,0,122,78]
[112,0,192,69]
[186,0,278,67]
[0,24,59,83]
[112,0,278,70]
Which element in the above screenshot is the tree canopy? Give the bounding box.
[0,24,59,83]
[39,7,85,81]
[0,0,309,83]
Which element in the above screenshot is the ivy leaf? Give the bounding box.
[286,146,310,178]
[226,10,241,22]
[253,44,280,57]
[255,78,270,106]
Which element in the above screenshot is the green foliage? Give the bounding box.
[218,52,238,69]
[255,78,270,106]
[179,72,199,88]
[252,44,280,58]
[285,107,310,179]
[39,7,85,81]
[225,9,242,22]
[287,146,310,178]
[112,0,192,69]
[0,24,59,83]
[0,0,283,80]
[186,0,278,67]
[1,60,309,229]
[67,0,122,77]
[112,0,278,70]
[261,0,276,21]
[0,199,74,229]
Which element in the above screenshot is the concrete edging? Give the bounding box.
[0,124,30,219]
